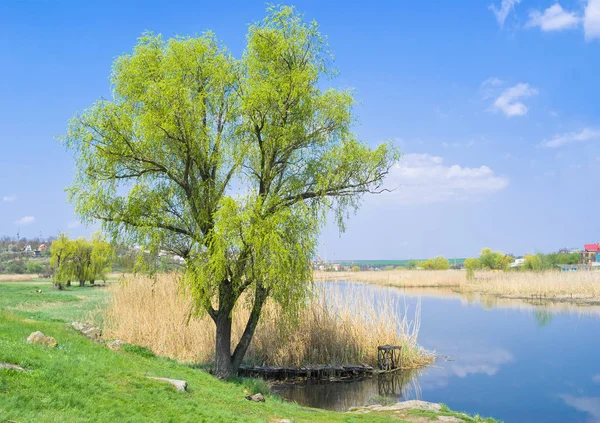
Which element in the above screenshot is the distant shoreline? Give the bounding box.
[314,269,600,306]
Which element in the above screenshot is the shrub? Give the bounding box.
[26,261,44,274]
[5,260,26,274]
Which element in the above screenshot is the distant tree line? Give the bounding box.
[50,234,113,289]
[463,248,581,279]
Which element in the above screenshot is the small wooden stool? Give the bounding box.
[377,344,402,371]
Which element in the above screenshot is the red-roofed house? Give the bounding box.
[582,243,600,263]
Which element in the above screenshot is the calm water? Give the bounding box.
[275,282,600,423]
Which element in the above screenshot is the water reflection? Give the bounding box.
[560,395,600,423]
[534,310,553,327]
[275,283,600,422]
[273,371,420,412]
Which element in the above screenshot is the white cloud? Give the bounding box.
[2,195,16,202]
[490,0,522,27]
[14,216,35,225]
[451,349,514,378]
[560,395,600,422]
[379,153,509,204]
[491,83,538,117]
[585,0,600,39]
[527,4,580,31]
[540,128,600,148]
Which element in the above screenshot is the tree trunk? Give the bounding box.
[231,284,269,371]
[89,279,95,285]
[66,281,71,287]
[214,310,234,379]
[53,283,64,290]
[79,280,85,287]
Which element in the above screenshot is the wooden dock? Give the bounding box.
[238,364,374,380]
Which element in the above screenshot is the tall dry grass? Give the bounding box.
[316,270,464,288]
[102,274,433,369]
[315,269,600,300]
[0,274,39,281]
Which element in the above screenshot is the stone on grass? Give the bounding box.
[107,339,126,351]
[245,393,265,402]
[71,321,102,341]
[350,400,442,414]
[0,363,27,372]
[437,416,463,422]
[26,331,58,348]
[147,377,188,392]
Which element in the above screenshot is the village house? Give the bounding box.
[581,243,600,265]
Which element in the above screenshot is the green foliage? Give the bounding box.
[50,234,113,287]
[351,265,360,272]
[478,248,511,271]
[25,261,44,274]
[522,252,580,271]
[406,260,417,270]
[62,5,398,376]
[5,260,26,274]
[464,258,481,271]
[523,254,543,271]
[419,256,450,270]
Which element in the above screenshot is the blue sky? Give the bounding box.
[0,0,599,259]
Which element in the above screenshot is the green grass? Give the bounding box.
[0,281,398,422]
[0,281,500,422]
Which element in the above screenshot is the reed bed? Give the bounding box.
[315,269,600,301]
[0,274,38,281]
[102,274,434,369]
[316,270,464,288]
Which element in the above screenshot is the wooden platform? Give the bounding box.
[238,364,374,380]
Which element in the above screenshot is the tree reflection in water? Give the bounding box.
[272,369,422,411]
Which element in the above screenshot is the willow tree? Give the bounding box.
[64,6,398,378]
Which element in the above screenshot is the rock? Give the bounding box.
[388,400,442,412]
[26,331,58,348]
[35,289,42,294]
[245,393,265,402]
[147,377,188,392]
[71,322,86,331]
[437,416,463,422]
[107,339,126,351]
[350,400,442,414]
[269,419,291,423]
[71,321,102,341]
[0,363,27,371]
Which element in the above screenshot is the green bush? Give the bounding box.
[5,260,26,274]
[26,261,45,274]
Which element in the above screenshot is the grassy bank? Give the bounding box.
[315,270,600,303]
[0,281,499,422]
[104,274,433,368]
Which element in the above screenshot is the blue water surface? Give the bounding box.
[276,282,600,423]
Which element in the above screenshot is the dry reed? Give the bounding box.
[0,274,38,282]
[102,274,434,369]
[315,269,600,301]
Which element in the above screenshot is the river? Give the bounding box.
[274,282,600,422]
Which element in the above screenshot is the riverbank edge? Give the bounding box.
[315,270,600,306]
[349,400,501,422]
